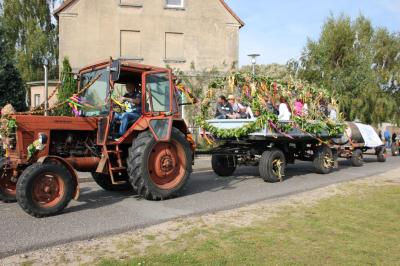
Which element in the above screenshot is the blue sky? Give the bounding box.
[226,0,400,66]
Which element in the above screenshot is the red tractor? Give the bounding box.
[0,59,195,217]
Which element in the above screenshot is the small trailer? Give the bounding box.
[203,118,339,182]
[330,122,387,167]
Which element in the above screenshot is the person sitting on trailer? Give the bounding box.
[215,95,233,119]
[278,96,292,121]
[113,83,142,139]
[294,98,304,116]
[228,95,248,119]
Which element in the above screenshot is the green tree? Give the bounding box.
[2,0,57,82]
[0,21,26,111]
[54,57,77,116]
[298,14,399,125]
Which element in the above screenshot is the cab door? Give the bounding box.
[142,70,174,142]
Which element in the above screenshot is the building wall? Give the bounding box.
[58,0,241,72]
[30,85,59,110]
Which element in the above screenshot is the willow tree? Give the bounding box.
[299,14,399,125]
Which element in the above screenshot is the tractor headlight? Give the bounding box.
[38,133,48,145]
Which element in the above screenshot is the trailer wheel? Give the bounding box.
[16,163,74,218]
[350,149,364,167]
[376,147,387,162]
[313,145,334,174]
[127,128,192,201]
[0,157,17,203]
[91,173,132,191]
[391,144,399,156]
[259,149,286,183]
[211,155,236,177]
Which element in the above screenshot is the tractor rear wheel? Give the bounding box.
[259,148,286,183]
[127,128,192,200]
[91,172,132,191]
[211,155,236,177]
[313,145,334,174]
[16,163,74,218]
[0,157,17,203]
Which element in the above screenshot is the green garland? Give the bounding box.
[195,72,346,140]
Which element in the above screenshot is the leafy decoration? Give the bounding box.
[195,72,346,140]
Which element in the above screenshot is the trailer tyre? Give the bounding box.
[376,147,387,162]
[16,163,74,218]
[91,173,132,191]
[350,149,364,167]
[0,157,17,203]
[211,155,236,177]
[128,128,192,201]
[259,149,286,183]
[313,145,334,174]
[391,144,399,156]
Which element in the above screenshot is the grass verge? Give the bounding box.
[99,182,400,266]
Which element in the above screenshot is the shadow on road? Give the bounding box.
[62,157,387,215]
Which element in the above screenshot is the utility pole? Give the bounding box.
[43,65,48,116]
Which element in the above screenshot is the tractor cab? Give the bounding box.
[78,59,179,143]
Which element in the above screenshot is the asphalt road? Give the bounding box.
[0,156,399,258]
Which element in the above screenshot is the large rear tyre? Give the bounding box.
[391,144,399,156]
[376,147,387,163]
[211,155,236,177]
[127,128,192,201]
[0,157,17,203]
[259,148,286,183]
[91,172,132,191]
[16,163,74,218]
[350,149,364,167]
[313,145,334,174]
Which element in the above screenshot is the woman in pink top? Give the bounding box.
[294,99,304,116]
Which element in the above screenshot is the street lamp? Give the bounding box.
[248,53,260,77]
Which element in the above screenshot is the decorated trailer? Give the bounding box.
[0,59,195,217]
[202,118,340,182]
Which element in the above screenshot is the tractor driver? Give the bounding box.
[113,83,142,140]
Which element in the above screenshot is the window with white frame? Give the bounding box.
[166,0,184,8]
[34,94,41,107]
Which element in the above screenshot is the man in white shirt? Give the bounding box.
[278,96,291,121]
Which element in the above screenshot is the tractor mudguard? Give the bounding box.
[37,156,80,200]
[132,117,173,142]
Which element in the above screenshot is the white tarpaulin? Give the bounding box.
[355,123,383,148]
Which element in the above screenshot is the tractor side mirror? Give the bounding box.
[110,60,121,81]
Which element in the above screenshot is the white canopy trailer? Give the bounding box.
[331,122,387,167]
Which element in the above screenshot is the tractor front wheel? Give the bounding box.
[0,157,17,203]
[16,163,74,218]
[127,128,192,200]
